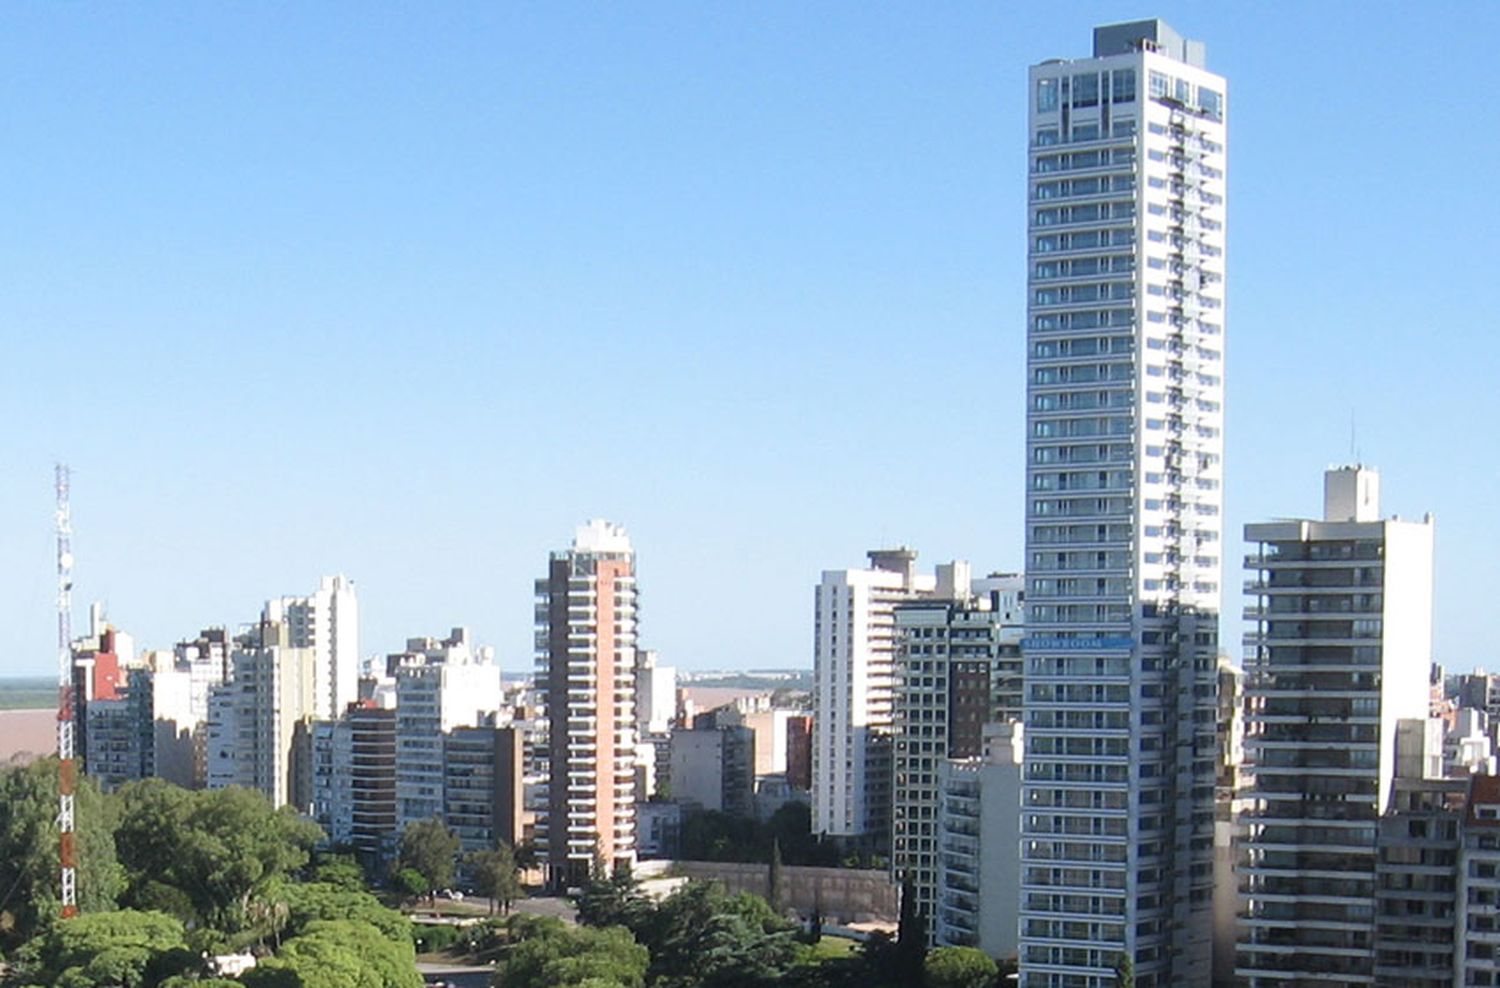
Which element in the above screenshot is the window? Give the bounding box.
[1037,78,1059,112]
[1036,128,1059,147]
[1072,124,1099,142]
[1111,69,1136,103]
[1072,72,1099,108]
[1175,78,1191,104]
[1149,72,1169,100]
[1199,87,1223,119]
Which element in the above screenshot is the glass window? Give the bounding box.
[1175,78,1191,103]
[1072,72,1098,107]
[1199,87,1223,119]
[1037,77,1059,112]
[1111,69,1136,103]
[1072,124,1099,142]
[1036,128,1059,146]
[1112,119,1136,138]
[1149,72,1169,100]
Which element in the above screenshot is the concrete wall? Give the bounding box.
[670,860,897,924]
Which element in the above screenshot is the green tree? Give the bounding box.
[1113,951,1134,988]
[114,780,321,932]
[397,817,459,900]
[311,855,367,892]
[243,919,422,988]
[277,879,413,944]
[574,870,651,932]
[513,840,540,872]
[923,946,998,988]
[393,868,428,903]
[894,874,927,986]
[466,841,523,915]
[0,758,124,946]
[767,838,785,914]
[499,922,648,988]
[12,908,187,988]
[638,880,799,988]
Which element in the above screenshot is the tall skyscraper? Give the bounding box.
[535,520,639,887]
[1237,466,1435,986]
[1021,20,1227,987]
[812,548,936,849]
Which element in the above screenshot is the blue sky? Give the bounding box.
[3,3,1496,676]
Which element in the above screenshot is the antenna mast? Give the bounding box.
[55,464,78,918]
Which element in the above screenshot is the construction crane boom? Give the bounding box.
[56,464,77,918]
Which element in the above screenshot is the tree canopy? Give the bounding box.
[465,841,523,915]
[113,780,321,932]
[0,759,124,947]
[11,908,189,988]
[275,880,413,945]
[677,803,840,867]
[396,818,459,898]
[242,919,422,988]
[923,947,999,988]
[576,878,799,988]
[500,921,649,988]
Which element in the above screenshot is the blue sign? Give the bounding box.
[1021,636,1134,652]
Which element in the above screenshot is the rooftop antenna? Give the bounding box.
[55,464,78,918]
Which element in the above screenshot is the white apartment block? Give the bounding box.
[1237,466,1435,986]
[634,649,677,736]
[536,520,640,887]
[937,722,1025,959]
[206,619,319,809]
[392,628,504,829]
[812,548,935,844]
[1021,19,1226,988]
[265,575,359,719]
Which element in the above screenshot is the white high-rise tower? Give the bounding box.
[1020,20,1226,988]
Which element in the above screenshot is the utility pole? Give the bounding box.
[55,464,78,918]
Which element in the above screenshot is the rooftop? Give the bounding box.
[1093,19,1206,68]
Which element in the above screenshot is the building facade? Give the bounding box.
[668,724,754,817]
[536,520,639,886]
[206,618,319,809]
[1237,466,1436,985]
[936,723,1025,960]
[391,628,503,829]
[1021,19,1227,987]
[812,548,936,847]
[445,726,524,855]
[265,575,360,720]
[312,703,397,865]
[892,564,1024,932]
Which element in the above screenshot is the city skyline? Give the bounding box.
[4,3,1499,678]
